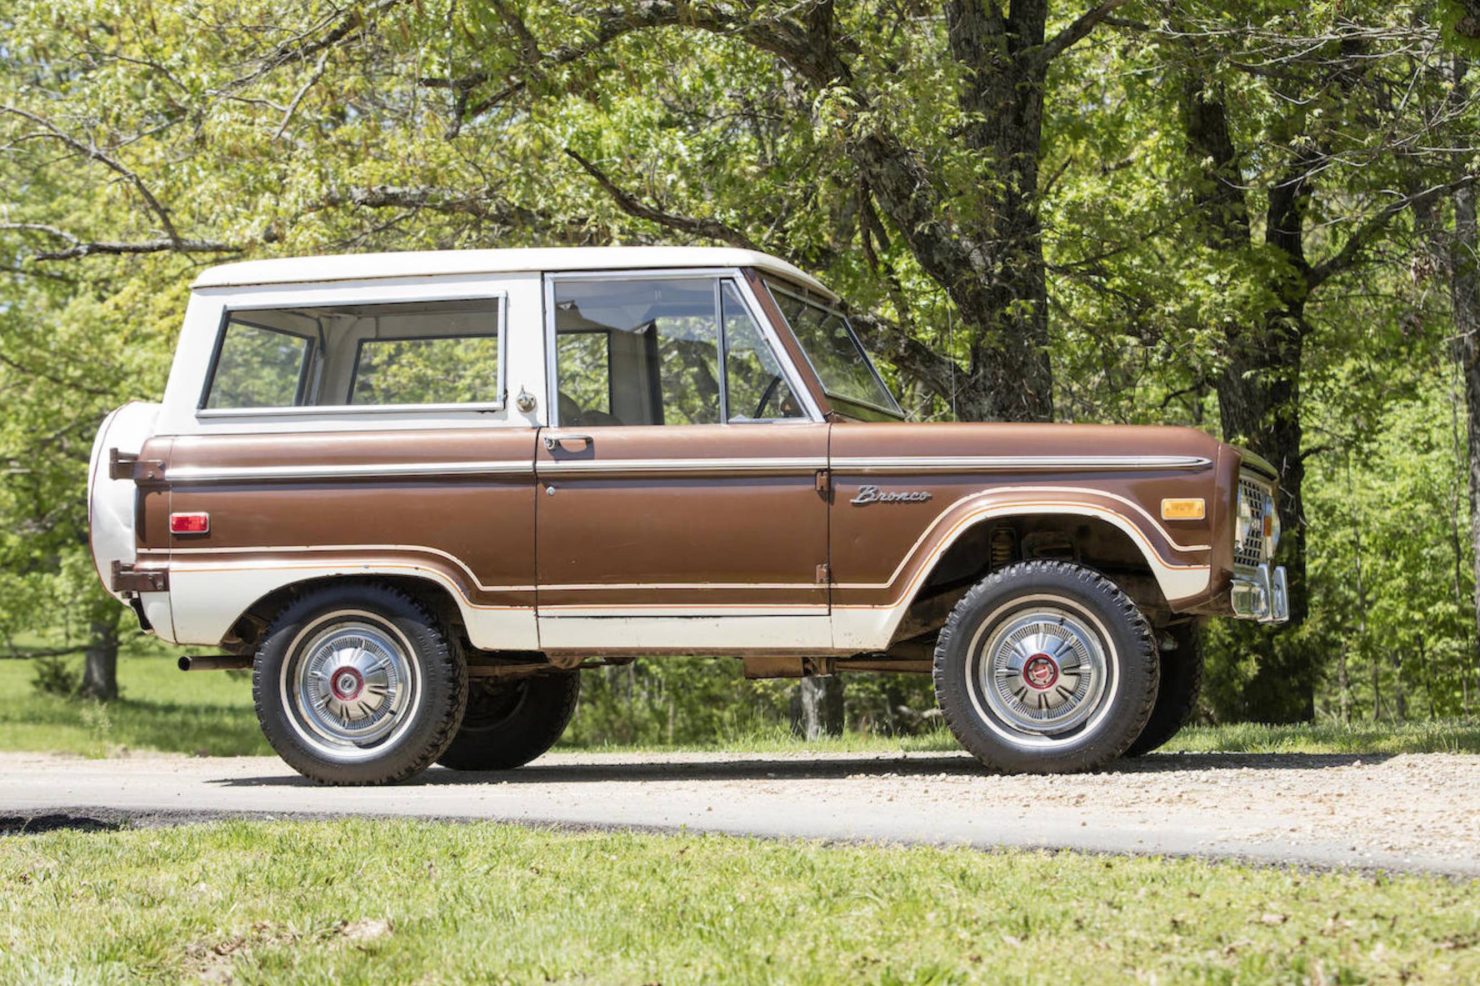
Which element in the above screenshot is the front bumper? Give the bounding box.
[1230,563,1289,624]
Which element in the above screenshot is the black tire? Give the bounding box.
[1124,621,1205,756]
[252,582,466,785]
[933,560,1159,774]
[437,672,581,771]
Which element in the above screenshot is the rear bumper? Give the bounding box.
[1230,563,1289,624]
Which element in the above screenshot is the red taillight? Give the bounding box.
[169,512,209,535]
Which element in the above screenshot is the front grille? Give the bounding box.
[1235,476,1269,569]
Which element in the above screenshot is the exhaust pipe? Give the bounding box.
[178,655,252,672]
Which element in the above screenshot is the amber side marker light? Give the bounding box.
[1160,498,1206,521]
[169,512,210,535]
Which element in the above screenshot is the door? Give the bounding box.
[535,271,830,652]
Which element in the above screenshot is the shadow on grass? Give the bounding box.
[215,749,1394,787]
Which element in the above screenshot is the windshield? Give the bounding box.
[763,279,903,418]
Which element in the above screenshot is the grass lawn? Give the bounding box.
[0,651,269,757]
[2,651,1478,758]
[0,820,1473,985]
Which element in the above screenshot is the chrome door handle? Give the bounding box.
[542,433,594,451]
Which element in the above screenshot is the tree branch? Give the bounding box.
[849,311,960,401]
[1,222,239,262]
[1308,172,1480,288]
[564,148,760,250]
[1039,0,1134,65]
[0,105,185,245]
[272,49,332,141]
[221,0,408,93]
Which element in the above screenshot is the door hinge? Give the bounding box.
[814,469,831,494]
[111,561,168,593]
[816,563,831,584]
[108,448,166,484]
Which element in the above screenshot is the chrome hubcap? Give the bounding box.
[287,617,417,756]
[976,607,1108,736]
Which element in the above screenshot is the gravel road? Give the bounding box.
[1,750,1476,875]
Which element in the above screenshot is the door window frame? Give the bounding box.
[541,268,823,428]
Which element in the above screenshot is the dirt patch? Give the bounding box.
[185,917,395,983]
[0,812,124,835]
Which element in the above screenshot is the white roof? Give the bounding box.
[191,246,836,299]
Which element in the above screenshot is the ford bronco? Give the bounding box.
[88,247,1287,784]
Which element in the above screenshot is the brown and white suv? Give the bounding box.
[87,247,1287,784]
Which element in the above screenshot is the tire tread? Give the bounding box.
[932,560,1158,773]
[251,582,467,785]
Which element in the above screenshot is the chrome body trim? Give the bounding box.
[167,461,534,483]
[537,456,827,477]
[831,455,1213,474]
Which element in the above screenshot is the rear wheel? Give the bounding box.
[252,583,466,785]
[1125,621,1205,756]
[933,561,1159,774]
[437,673,580,771]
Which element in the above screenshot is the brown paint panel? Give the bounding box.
[535,423,829,609]
[829,421,1227,608]
[160,428,537,607]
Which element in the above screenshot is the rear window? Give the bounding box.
[202,298,503,411]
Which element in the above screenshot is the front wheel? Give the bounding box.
[933,561,1159,774]
[252,583,466,785]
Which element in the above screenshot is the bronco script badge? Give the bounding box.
[850,485,933,506]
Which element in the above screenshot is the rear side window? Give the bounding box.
[201,297,503,411]
[204,319,310,409]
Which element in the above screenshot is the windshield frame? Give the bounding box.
[761,277,904,421]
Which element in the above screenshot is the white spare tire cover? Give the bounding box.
[87,401,162,601]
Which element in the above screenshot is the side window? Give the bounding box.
[721,282,803,420]
[204,319,310,409]
[552,278,722,426]
[202,298,502,410]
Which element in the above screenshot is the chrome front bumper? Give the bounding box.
[1231,563,1289,624]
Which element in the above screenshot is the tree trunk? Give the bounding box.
[791,676,844,740]
[1215,304,1315,721]
[1180,76,1317,721]
[849,1,1054,424]
[79,618,118,701]
[1449,178,1480,715]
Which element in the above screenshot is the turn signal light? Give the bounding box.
[169,512,210,535]
[1160,498,1206,521]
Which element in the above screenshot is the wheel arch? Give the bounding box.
[865,496,1210,651]
[221,572,469,654]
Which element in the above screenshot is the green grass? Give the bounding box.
[2,652,1477,758]
[0,653,268,757]
[1167,718,1480,755]
[0,821,1473,985]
